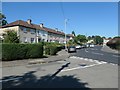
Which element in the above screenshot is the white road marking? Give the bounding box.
[61,63,104,72]
[69,56,116,66]
[89,59,94,62]
[112,55,120,58]
[92,52,104,55]
[85,49,88,52]
[0,77,22,83]
[84,58,88,61]
[109,63,118,66]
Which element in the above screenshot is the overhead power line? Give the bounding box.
[60,1,65,19]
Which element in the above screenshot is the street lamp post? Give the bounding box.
[65,19,67,50]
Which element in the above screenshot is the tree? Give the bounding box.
[0,13,8,26]
[74,34,88,45]
[94,35,103,45]
[72,31,76,36]
[91,35,95,39]
[108,37,112,39]
[3,30,19,43]
[87,36,92,40]
[102,36,106,39]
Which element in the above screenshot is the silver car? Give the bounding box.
[68,46,76,53]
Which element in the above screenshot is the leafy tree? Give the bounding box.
[0,13,8,26]
[113,36,120,38]
[3,30,19,43]
[74,34,88,44]
[108,37,112,39]
[72,31,76,36]
[87,36,92,40]
[67,39,74,46]
[102,36,106,39]
[94,36,103,45]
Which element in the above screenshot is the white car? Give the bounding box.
[90,44,95,48]
[76,45,82,49]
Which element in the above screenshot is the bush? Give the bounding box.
[44,42,63,55]
[107,37,120,50]
[2,43,43,61]
[50,46,58,55]
[44,45,50,55]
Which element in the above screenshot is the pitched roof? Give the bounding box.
[1,20,67,35]
[66,34,74,37]
[107,37,120,44]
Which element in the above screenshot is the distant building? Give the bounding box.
[0,19,74,43]
[87,39,94,44]
[103,38,111,46]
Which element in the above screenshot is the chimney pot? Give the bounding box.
[27,19,32,24]
[40,23,44,28]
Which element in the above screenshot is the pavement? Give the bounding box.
[1,49,70,67]
[101,45,119,54]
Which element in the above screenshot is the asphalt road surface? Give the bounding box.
[70,46,119,64]
[0,46,118,88]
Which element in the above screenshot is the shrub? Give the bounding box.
[44,42,63,55]
[50,46,58,55]
[44,45,50,55]
[107,37,120,50]
[2,43,43,61]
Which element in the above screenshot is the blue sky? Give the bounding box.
[2,2,118,38]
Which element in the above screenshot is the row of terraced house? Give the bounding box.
[0,19,74,43]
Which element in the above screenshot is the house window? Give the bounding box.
[31,29,35,34]
[37,31,39,34]
[23,28,27,33]
[43,34,45,36]
[31,38,35,43]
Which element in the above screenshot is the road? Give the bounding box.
[0,46,118,88]
[71,46,119,64]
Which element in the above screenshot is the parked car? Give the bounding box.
[90,44,95,48]
[75,45,82,49]
[86,44,89,48]
[68,46,76,53]
[81,44,86,48]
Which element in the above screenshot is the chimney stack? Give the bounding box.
[55,28,58,31]
[40,23,44,28]
[27,19,32,24]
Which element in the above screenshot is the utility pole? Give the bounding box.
[65,19,67,50]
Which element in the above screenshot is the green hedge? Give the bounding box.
[107,38,120,50]
[44,43,63,55]
[2,43,43,61]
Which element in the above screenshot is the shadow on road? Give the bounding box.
[2,70,90,89]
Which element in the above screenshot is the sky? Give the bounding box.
[2,2,118,38]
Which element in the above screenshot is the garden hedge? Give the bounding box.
[2,43,43,61]
[107,37,120,50]
[44,43,63,55]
